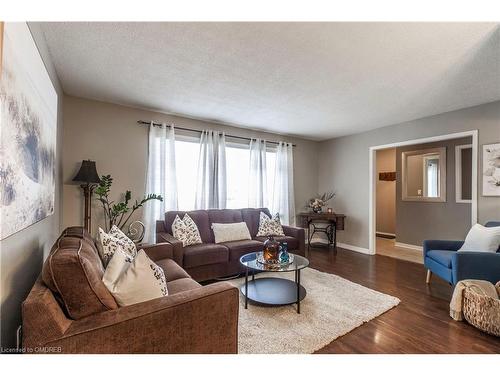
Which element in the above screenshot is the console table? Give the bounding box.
[297,212,346,251]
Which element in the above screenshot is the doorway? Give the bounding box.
[369,130,478,260]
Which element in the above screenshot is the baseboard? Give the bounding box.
[376,231,396,237]
[395,242,423,252]
[337,242,373,255]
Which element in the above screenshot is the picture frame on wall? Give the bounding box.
[482,142,500,196]
[0,23,58,239]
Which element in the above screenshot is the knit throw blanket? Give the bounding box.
[450,279,499,321]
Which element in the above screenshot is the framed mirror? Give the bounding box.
[402,147,446,202]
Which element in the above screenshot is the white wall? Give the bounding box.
[318,101,500,250]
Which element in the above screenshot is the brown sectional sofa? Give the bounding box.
[156,208,305,282]
[22,227,239,353]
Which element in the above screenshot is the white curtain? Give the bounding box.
[271,142,295,225]
[143,122,178,243]
[248,139,267,208]
[194,130,227,209]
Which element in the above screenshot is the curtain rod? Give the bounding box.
[137,120,296,147]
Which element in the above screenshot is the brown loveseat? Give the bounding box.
[156,208,305,281]
[22,227,239,353]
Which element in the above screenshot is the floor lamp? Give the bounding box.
[72,160,101,232]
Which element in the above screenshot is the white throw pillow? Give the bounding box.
[98,227,137,266]
[458,224,500,253]
[212,222,252,243]
[171,213,203,246]
[102,247,135,287]
[103,249,168,307]
[256,212,285,237]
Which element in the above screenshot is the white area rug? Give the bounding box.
[228,268,400,354]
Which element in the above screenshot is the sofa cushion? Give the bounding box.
[458,223,500,253]
[183,243,229,268]
[103,249,168,307]
[207,209,244,242]
[212,222,252,244]
[42,235,118,320]
[165,210,212,243]
[166,278,201,295]
[426,250,455,268]
[223,239,264,260]
[171,214,203,247]
[255,235,299,250]
[97,227,137,266]
[155,258,191,282]
[241,208,272,238]
[256,212,285,237]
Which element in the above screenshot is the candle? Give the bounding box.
[327,208,333,214]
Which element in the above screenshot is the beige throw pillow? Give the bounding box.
[103,249,168,307]
[212,222,251,243]
[256,212,285,237]
[171,213,203,246]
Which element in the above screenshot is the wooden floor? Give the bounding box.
[376,237,423,264]
[303,246,500,353]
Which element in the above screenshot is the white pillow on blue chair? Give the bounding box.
[458,224,500,253]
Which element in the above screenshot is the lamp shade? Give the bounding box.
[72,160,101,184]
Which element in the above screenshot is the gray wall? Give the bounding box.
[395,137,472,246]
[318,101,500,250]
[376,148,396,234]
[61,96,319,234]
[0,23,64,349]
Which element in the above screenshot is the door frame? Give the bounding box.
[368,130,478,255]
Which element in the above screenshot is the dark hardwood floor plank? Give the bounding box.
[304,246,500,353]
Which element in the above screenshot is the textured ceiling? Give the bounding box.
[38,22,500,140]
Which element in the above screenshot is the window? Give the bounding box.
[175,139,199,210]
[175,138,277,210]
[226,145,250,208]
[226,144,277,209]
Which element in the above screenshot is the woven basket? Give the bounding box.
[462,281,500,337]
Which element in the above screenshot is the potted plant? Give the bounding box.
[308,191,336,213]
[94,175,163,236]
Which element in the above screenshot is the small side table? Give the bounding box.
[297,212,346,252]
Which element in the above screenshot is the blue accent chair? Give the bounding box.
[423,221,500,285]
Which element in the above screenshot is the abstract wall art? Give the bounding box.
[482,142,500,197]
[0,23,58,239]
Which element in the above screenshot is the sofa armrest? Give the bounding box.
[43,282,239,353]
[156,232,184,266]
[139,242,174,262]
[282,225,305,256]
[423,240,464,258]
[452,252,500,284]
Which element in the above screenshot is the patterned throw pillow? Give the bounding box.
[171,214,203,246]
[102,249,168,307]
[256,212,285,237]
[109,225,137,255]
[98,227,137,266]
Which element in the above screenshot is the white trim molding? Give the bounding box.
[395,242,423,252]
[455,144,473,204]
[337,242,372,255]
[369,130,478,255]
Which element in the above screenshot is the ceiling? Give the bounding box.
[38,22,500,140]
